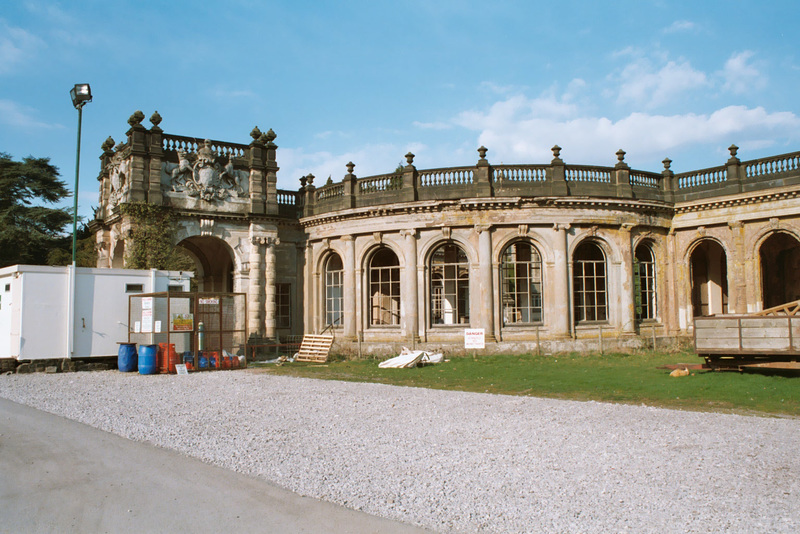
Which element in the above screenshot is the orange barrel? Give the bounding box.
[168,346,180,374]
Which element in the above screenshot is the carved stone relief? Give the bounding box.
[107,150,130,207]
[160,139,249,202]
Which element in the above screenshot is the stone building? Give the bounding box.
[91,111,800,355]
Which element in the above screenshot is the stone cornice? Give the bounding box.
[674,185,800,214]
[299,196,674,228]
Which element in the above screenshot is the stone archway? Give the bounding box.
[690,240,728,317]
[178,236,234,292]
[759,232,800,309]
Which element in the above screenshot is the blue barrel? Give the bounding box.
[138,344,158,375]
[118,343,137,372]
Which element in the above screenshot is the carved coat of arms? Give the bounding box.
[161,139,249,201]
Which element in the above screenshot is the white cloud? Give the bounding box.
[722,50,766,94]
[615,58,709,109]
[451,93,800,167]
[663,20,697,34]
[0,19,45,74]
[0,99,63,130]
[277,143,406,189]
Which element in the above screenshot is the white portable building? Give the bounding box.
[0,265,192,361]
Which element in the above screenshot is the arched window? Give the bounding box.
[500,241,543,324]
[634,243,657,321]
[573,242,607,322]
[430,244,469,325]
[369,248,400,326]
[324,254,344,327]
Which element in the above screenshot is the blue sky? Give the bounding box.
[2,0,799,222]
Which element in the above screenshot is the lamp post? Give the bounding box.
[69,83,92,265]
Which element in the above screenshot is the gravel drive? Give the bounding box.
[1,370,798,533]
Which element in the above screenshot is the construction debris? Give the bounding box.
[379,348,444,368]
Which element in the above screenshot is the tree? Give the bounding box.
[120,202,195,271]
[47,222,97,267]
[0,152,73,267]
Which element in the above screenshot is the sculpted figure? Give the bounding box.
[108,152,129,206]
[170,150,193,191]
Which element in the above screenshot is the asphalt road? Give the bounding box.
[0,398,429,534]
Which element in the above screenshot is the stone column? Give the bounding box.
[476,224,496,341]
[343,235,357,341]
[264,237,280,340]
[400,229,419,343]
[728,221,746,314]
[618,224,636,334]
[707,244,725,315]
[664,230,679,333]
[552,223,571,337]
[248,237,264,337]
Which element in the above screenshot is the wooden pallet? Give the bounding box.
[754,299,800,316]
[294,334,334,363]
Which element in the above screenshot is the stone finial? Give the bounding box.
[477,146,488,160]
[615,148,629,169]
[346,161,355,175]
[265,129,277,142]
[250,126,263,140]
[102,136,115,151]
[728,144,740,163]
[662,157,672,170]
[128,110,145,127]
[150,110,162,127]
[306,173,315,186]
[405,152,415,166]
[300,175,308,188]
[551,145,563,163]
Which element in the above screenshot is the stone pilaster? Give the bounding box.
[400,229,419,343]
[619,224,636,334]
[476,224,496,341]
[305,242,316,334]
[728,221,746,314]
[264,237,280,339]
[552,223,571,337]
[248,236,264,337]
[343,235,357,341]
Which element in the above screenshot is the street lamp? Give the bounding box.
[69,83,92,265]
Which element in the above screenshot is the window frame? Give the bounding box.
[500,240,543,325]
[573,242,608,323]
[429,243,470,326]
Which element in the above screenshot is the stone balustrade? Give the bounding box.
[298,145,800,217]
[162,134,248,159]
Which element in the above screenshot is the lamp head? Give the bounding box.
[70,83,92,109]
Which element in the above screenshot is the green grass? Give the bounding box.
[251,350,800,417]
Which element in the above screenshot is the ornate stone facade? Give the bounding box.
[91,113,800,355]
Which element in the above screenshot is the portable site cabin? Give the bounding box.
[0,265,192,361]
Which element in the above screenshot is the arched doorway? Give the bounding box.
[760,232,800,308]
[177,236,234,292]
[690,240,728,316]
